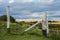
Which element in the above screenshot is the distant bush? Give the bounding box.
[0,15,15,22]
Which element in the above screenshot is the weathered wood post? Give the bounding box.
[6,5,10,33]
[42,12,49,37]
[6,0,14,33]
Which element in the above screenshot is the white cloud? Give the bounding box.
[9,0,14,3]
[39,0,54,4]
[50,17,60,20]
[0,0,3,3]
[28,12,42,17]
[15,0,54,4]
[21,0,34,3]
[32,13,40,17]
[40,0,54,3]
[54,10,60,16]
[10,0,60,20]
[15,0,34,3]
[0,0,3,5]
[47,10,60,16]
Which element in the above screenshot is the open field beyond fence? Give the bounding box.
[0,21,60,40]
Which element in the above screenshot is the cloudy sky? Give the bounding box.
[0,0,60,20]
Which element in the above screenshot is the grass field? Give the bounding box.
[0,21,60,40]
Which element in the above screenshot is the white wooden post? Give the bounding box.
[42,12,49,36]
[6,5,10,32]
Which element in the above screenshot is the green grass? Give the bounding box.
[0,21,60,40]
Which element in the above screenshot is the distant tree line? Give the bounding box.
[0,15,15,22]
[48,20,57,23]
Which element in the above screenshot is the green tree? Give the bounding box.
[0,15,15,22]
